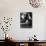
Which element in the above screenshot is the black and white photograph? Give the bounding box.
[20,12,32,28]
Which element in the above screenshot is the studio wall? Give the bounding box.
[0,0,46,40]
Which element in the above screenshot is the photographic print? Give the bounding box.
[20,12,32,28]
